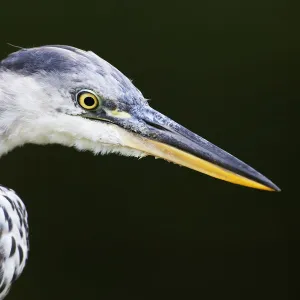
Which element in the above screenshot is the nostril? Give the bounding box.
[143,120,170,132]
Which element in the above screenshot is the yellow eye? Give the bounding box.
[77,90,100,110]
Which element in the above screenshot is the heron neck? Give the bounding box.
[0,71,29,157]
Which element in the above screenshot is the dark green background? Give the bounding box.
[0,0,296,299]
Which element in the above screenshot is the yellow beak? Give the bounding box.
[89,106,280,191]
[124,136,276,191]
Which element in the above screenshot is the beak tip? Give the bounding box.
[271,184,281,192]
[263,179,281,192]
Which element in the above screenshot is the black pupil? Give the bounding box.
[84,96,96,107]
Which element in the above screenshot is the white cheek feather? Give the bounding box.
[0,113,147,158]
[26,114,147,158]
[0,71,146,158]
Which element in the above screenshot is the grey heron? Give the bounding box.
[0,45,279,299]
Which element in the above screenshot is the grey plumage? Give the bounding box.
[0,45,145,105]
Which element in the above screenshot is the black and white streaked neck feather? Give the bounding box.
[0,186,29,299]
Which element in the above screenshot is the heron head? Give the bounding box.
[0,45,279,191]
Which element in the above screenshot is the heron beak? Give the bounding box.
[91,106,280,191]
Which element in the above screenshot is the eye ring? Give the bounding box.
[76,90,100,110]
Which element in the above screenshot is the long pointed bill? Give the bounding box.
[91,106,280,191]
